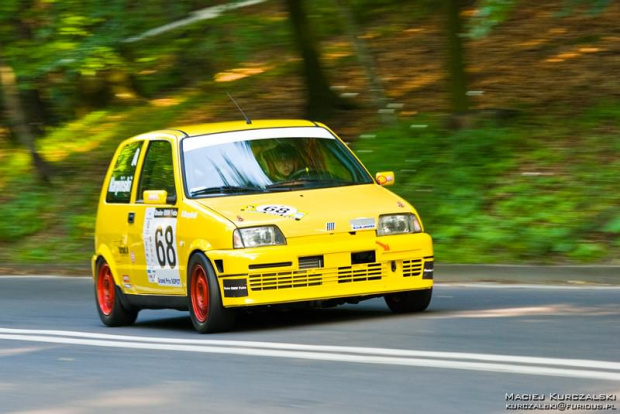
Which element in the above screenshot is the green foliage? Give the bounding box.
[355,109,620,264]
[603,216,620,234]
[0,186,47,242]
[1,99,619,265]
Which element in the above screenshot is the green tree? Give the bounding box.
[445,0,471,116]
[283,0,347,121]
[0,0,138,181]
[0,0,53,181]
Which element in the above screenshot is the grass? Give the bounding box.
[355,106,620,264]
[1,100,619,266]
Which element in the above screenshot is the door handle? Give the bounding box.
[128,212,135,224]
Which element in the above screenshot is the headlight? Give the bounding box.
[377,213,422,236]
[233,226,286,248]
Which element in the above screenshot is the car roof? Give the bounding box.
[171,119,320,138]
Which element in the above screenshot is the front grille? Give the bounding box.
[403,259,423,277]
[248,258,424,291]
[249,262,385,291]
[338,262,382,283]
[249,270,322,291]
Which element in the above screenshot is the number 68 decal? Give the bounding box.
[155,225,177,268]
[245,204,306,220]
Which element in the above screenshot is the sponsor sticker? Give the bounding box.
[108,176,133,195]
[350,218,376,231]
[223,279,249,297]
[243,204,305,220]
[181,210,198,219]
[123,275,132,289]
[143,207,181,287]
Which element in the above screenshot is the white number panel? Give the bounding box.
[143,208,181,287]
[244,204,306,220]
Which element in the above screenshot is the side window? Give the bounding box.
[106,141,142,204]
[137,140,176,203]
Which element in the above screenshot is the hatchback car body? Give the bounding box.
[93,120,434,332]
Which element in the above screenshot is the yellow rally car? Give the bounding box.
[93,120,433,333]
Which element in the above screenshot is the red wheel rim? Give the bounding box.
[97,263,115,316]
[191,264,209,323]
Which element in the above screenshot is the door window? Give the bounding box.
[137,140,176,203]
[106,141,142,203]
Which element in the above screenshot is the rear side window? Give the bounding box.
[106,141,142,204]
[137,140,176,202]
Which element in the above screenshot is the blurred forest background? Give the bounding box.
[0,0,619,273]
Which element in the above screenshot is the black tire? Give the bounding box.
[385,288,432,313]
[95,258,138,327]
[187,253,236,333]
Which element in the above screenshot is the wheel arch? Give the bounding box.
[186,238,214,278]
[93,245,122,287]
[186,247,223,299]
[186,247,216,276]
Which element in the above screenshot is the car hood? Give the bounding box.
[194,184,414,238]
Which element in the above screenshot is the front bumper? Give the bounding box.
[207,231,434,307]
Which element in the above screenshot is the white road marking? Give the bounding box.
[1,328,619,381]
[425,304,620,319]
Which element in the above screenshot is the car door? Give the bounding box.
[98,140,143,284]
[128,138,184,295]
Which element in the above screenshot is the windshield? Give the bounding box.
[182,127,373,197]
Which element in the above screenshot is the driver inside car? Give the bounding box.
[267,143,302,181]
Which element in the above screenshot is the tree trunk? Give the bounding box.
[0,56,52,183]
[332,0,394,124]
[445,0,470,117]
[283,0,342,121]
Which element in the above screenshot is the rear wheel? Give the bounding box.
[95,259,138,326]
[188,253,235,333]
[385,288,432,313]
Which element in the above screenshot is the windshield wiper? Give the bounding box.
[266,180,306,189]
[190,185,266,196]
[267,178,357,190]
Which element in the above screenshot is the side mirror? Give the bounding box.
[375,171,395,186]
[143,190,168,205]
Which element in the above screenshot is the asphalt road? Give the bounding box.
[1,277,619,413]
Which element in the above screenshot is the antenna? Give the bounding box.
[227,93,252,125]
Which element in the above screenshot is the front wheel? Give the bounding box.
[188,253,236,333]
[95,259,138,326]
[385,288,432,313]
